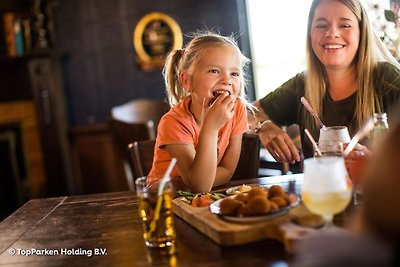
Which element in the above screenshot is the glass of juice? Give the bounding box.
[301,157,352,227]
[135,176,175,248]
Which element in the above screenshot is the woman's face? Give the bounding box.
[311,0,360,70]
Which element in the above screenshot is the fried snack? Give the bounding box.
[209,90,230,106]
[238,204,251,216]
[268,185,286,199]
[234,194,248,204]
[269,201,279,212]
[247,187,268,200]
[270,196,287,208]
[248,196,270,214]
[219,197,242,215]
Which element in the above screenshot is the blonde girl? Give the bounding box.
[147,32,251,192]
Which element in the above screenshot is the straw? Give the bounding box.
[343,118,375,157]
[301,97,327,129]
[149,158,177,234]
[305,129,322,157]
[158,158,177,196]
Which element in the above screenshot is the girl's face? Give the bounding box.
[311,0,360,70]
[183,45,242,107]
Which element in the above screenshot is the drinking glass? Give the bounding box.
[346,154,369,207]
[319,126,351,144]
[136,176,176,248]
[301,157,352,227]
[313,141,344,157]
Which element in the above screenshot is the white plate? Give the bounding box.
[209,194,299,223]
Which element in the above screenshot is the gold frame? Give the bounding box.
[133,12,183,70]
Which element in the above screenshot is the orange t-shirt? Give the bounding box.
[147,96,248,186]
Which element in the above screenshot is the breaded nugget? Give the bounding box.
[268,185,286,199]
[247,187,267,200]
[269,201,279,212]
[219,198,242,215]
[248,196,270,214]
[238,204,251,216]
[234,194,248,204]
[270,196,287,208]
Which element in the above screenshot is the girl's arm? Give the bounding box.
[164,127,218,192]
[164,133,242,192]
[213,133,242,187]
[165,94,236,192]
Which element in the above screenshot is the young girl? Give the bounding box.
[147,32,250,193]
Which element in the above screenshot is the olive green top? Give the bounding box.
[259,62,400,158]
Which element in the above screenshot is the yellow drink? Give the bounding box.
[138,189,175,248]
[301,191,351,216]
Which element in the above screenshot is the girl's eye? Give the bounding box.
[232,72,240,77]
[209,69,219,74]
[340,24,351,28]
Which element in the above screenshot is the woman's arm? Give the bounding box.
[248,100,269,131]
[252,100,300,163]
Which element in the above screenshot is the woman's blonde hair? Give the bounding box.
[305,0,400,131]
[163,31,251,107]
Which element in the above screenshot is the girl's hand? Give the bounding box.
[257,121,300,164]
[202,92,236,132]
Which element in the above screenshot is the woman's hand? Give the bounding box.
[344,143,370,161]
[257,121,300,163]
[344,143,371,185]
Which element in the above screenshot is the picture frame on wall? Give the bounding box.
[133,12,183,71]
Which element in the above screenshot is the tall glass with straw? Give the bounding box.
[136,158,177,248]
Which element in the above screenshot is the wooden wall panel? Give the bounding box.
[0,100,46,198]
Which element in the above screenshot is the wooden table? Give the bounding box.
[0,174,304,266]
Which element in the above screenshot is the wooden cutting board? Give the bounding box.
[173,198,322,252]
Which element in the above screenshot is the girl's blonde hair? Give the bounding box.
[163,31,251,107]
[305,0,400,131]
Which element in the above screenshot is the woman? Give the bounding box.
[252,0,400,163]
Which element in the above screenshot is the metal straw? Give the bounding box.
[304,129,322,157]
[301,97,327,129]
[343,118,375,157]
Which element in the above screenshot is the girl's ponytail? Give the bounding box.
[162,49,188,106]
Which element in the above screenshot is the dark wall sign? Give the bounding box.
[133,12,182,71]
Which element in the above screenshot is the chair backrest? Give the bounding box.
[231,133,261,180]
[107,119,155,190]
[128,140,156,180]
[111,98,170,138]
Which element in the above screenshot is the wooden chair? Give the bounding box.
[128,140,156,180]
[111,98,170,139]
[231,133,261,180]
[107,119,154,190]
